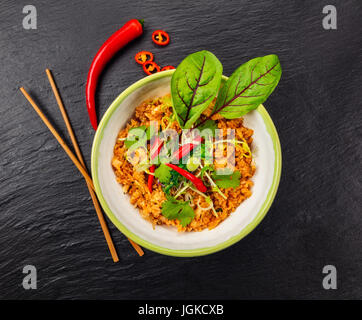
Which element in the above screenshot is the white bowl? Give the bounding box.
[91,70,282,257]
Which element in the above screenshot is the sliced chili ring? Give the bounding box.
[143,61,161,75]
[152,30,170,46]
[135,51,154,65]
[161,65,175,71]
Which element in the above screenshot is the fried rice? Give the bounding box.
[112,94,255,232]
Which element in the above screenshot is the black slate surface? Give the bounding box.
[0,0,361,299]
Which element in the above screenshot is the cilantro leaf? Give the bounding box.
[125,126,147,148]
[154,164,172,183]
[163,168,181,194]
[158,163,188,194]
[161,197,195,227]
[212,170,241,188]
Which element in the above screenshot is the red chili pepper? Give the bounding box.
[148,165,156,192]
[166,163,207,193]
[172,135,202,161]
[161,65,175,71]
[172,143,196,161]
[86,19,144,130]
[135,51,154,65]
[152,30,170,46]
[143,61,161,75]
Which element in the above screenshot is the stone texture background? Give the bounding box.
[0,0,361,299]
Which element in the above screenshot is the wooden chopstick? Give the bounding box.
[19,87,95,189]
[45,69,144,257]
[19,86,143,260]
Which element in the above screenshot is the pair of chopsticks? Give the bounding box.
[20,69,144,262]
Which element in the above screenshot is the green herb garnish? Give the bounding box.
[213,55,281,119]
[154,164,172,183]
[161,196,195,227]
[171,52,282,128]
[171,50,223,129]
[212,170,241,189]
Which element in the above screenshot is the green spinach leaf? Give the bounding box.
[213,55,281,118]
[171,50,222,129]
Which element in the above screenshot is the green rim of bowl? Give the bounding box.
[91,70,282,257]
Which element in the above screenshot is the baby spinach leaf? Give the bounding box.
[212,170,241,188]
[213,55,281,119]
[171,50,222,129]
[161,197,195,227]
